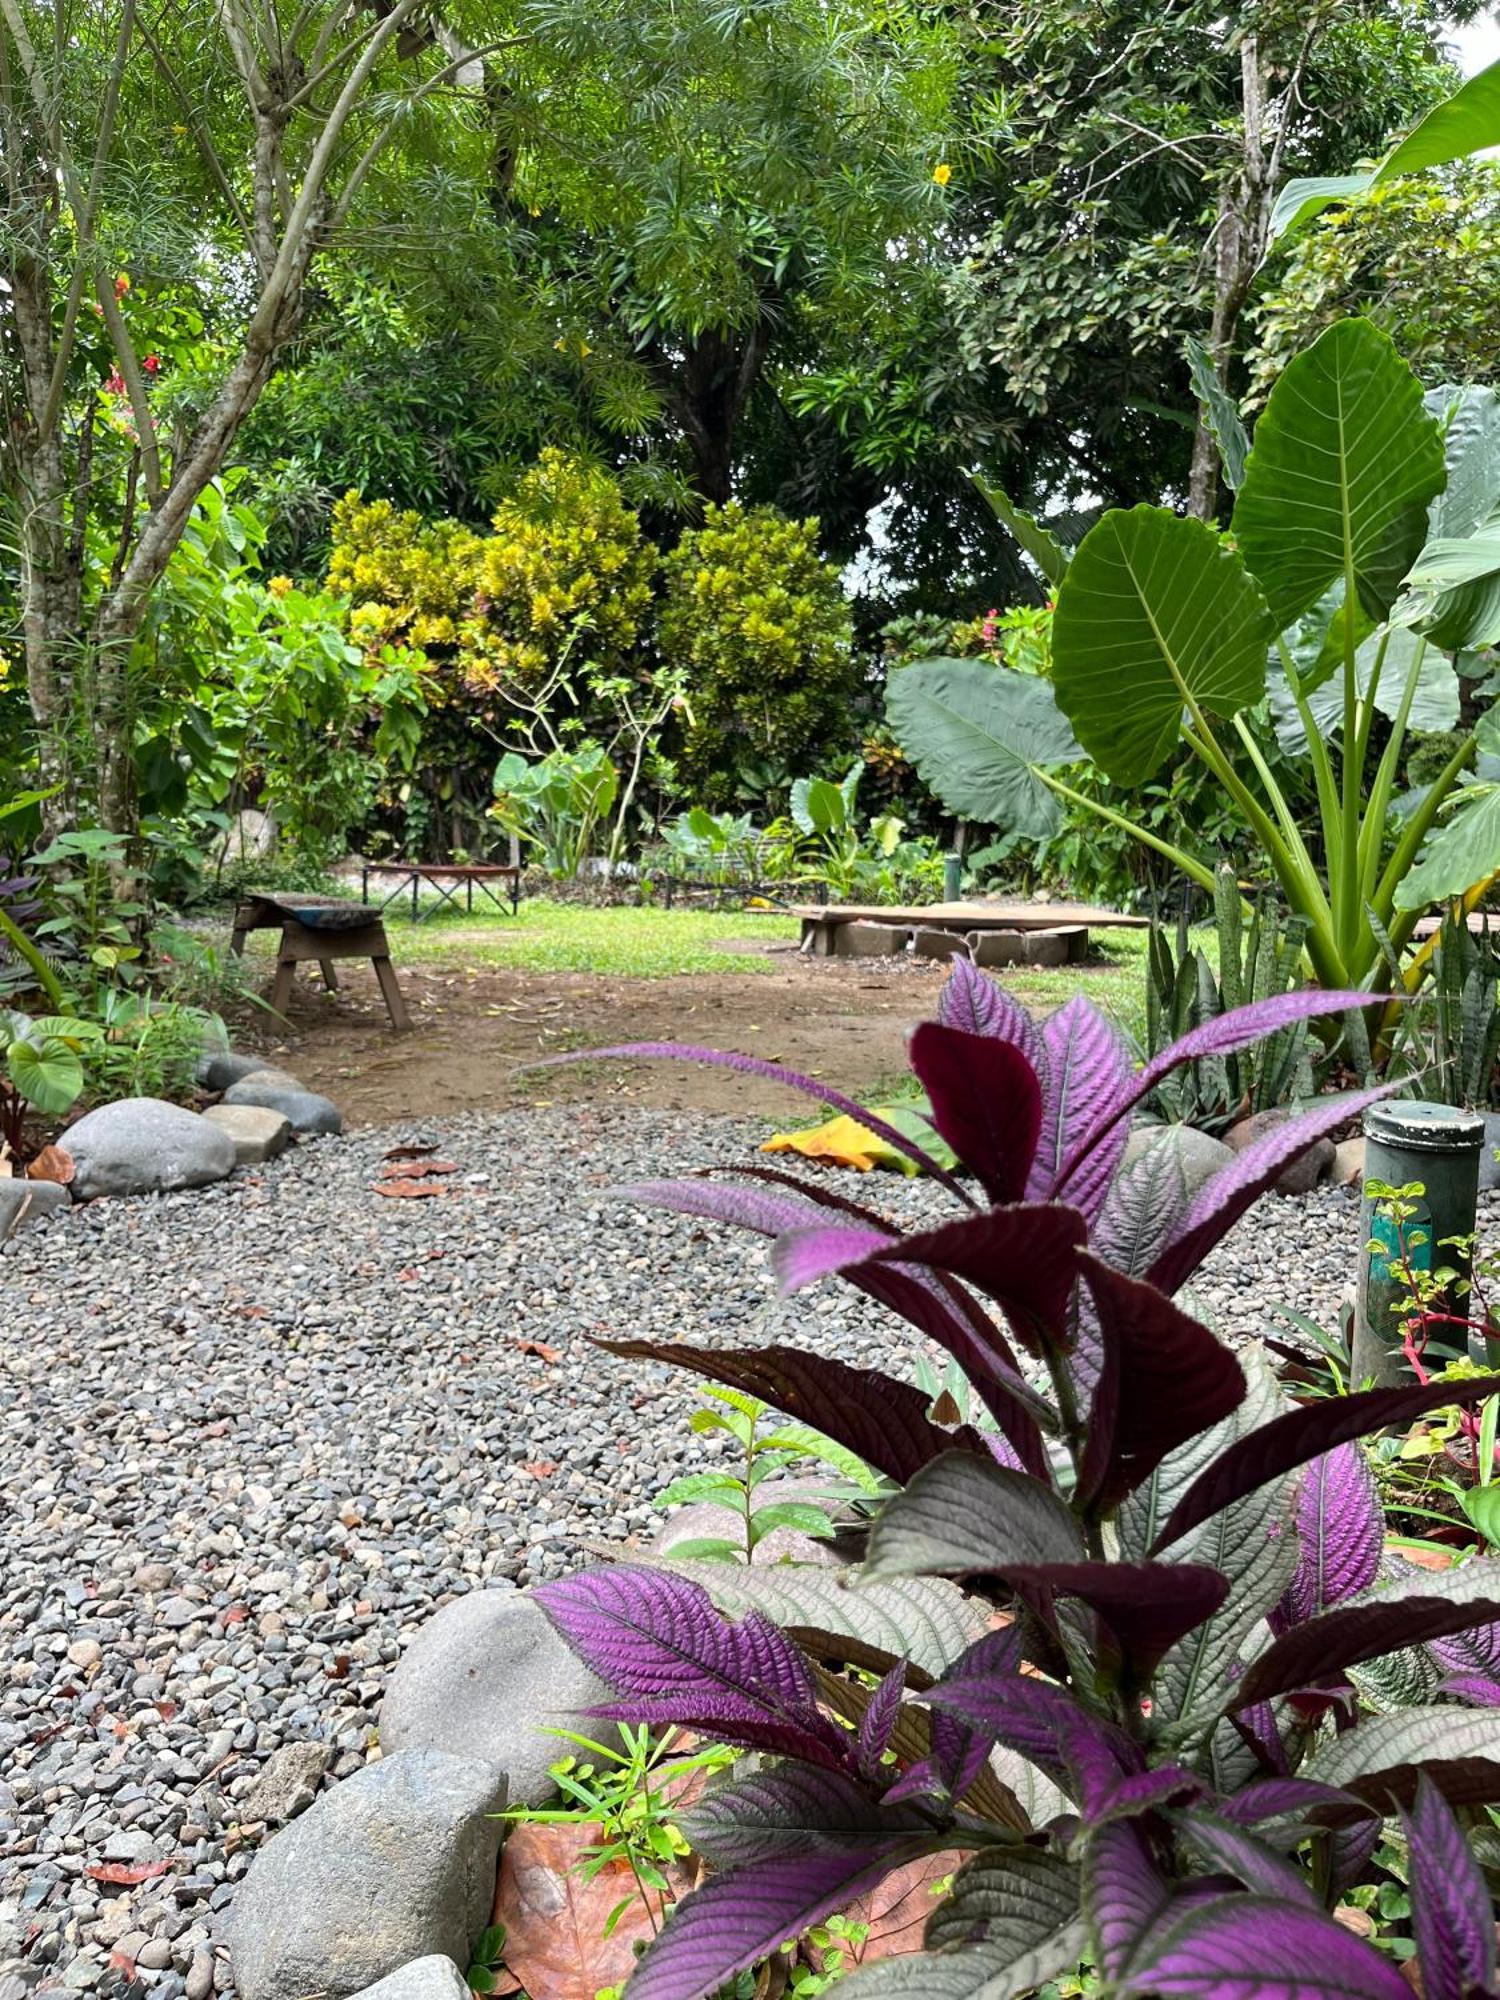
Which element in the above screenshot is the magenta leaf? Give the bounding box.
[1220,1777,1368,1827]
[597,1339,994,1487]
[615,1175,834,1238]
[1438,1672,1500,1706]
[772,1202,1089,1356]
[1082,1819,1171,1979]
[1057,991,1379,1201]
[1401,1771,1496,2000]
[1150,1375,1500,1555]
[1146,1087,1397,1295]
[927,1666,1123,1790]
[908,1020,1042,1204]
[930,1626,1025,1799]
[857,1662,907,1778]
[1000,1562,1230,1682]
[1076,1254,1246,1508]
[679,1764,927,1870]
[1274,1445,1383,1631]
[1236,1566,1500,1708]
[1027,996,1135,1221]
[938,955,1046,1074]
[534,1566,848,1768]
[1120,1893,1412,1997]
[546,1040,973,1199]
[1327,1814,1385,1899]
[624,1845,934,2000]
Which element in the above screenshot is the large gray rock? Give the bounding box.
[202,1103,293,1165]
[229,1749,505,2000]
[379,1591,612,1808]
[197,1049,272,1092]
[1226,1107,1335,1195]
[238,1740,334,1826]
[0,1177,69,1241]
[1121,1124,1235,1200]
[65,1099,236,1201]
[224,1070,343,1136]
[347,1959,471,2000]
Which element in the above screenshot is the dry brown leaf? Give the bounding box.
[383,1141,440,1161]
[371,1178,455,1199]
[524,1461,557,1479]
[27,1144,75,1185]
[495,1822,693,2000]
[379,1158,459,1181]
[515,1338,561,1363]
[810,1850,963,1968]
[86,1859,172,1886]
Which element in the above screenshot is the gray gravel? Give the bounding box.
[2,1102,1493,1997]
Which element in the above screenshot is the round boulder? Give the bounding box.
[224,1069,343,1136]
[379,1590,615,1807]
[64,1098,237,1200]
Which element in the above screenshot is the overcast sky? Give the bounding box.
[1451,12,1500,72]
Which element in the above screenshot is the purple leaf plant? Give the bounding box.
[534,960,1500,1999]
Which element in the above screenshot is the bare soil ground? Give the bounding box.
[226,940,953,1126]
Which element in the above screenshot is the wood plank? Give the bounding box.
[792,901,1150,932]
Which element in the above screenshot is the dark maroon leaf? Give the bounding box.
[1274,1445,1383,1632]
[1237,1567,1500,1708]
[999,1562,1230,1682]
[624,1844,934,2000]
[534,1566,848,1769]
[772,1202,1089,1356]
[544,1041,973,1198]
[1401,1772,1496,2000]
[1145,1087,1397,1295]
[1327,1812,1385,1898]
[938,955,1046,1074]
[1150,1376,1500,1556]
[864,1451,1083,1585]
[1027,996,1134,1222]
[1076,1255,1246,1509]
[595,1340,993,1487]
[908,1021,1042,1205]
[1120,1892,1411,1997]
[1082,1818,1171,1979]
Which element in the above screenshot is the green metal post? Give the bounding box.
[943,853,963,902]
[1351,1100,1485,1388]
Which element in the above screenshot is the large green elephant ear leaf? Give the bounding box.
[1394,708,1500,909]
[971,473,1070,587]
[884,658,1080,838]
[1049,506,1274,787]
[1232,319,1446,629]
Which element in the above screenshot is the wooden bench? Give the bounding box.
[795,900,1151,959]
[229,892,410,1032]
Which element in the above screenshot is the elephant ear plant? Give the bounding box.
[890,325,1500,1006]
[536,960,1500,2000]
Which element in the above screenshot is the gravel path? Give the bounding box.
[1,1105,1483,1998]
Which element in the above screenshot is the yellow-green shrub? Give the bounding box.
[326,493,483,652]
[658,502,855,805]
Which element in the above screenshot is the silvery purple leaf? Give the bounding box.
[1401,1771,1497,2000]
[1274,1445,1383,1632]
[1221,1777,1366,1827]
[998,1561,1231,1682]
[546,1041,973,1198]
[615,1176,834,1238]
[1327,1812,1384,1900]
[1146,1087,1397,1296]
[1120,1892,1411,1997]
[1057,991,1379,1201]
[930,1625,1024,1798]
[1437,1672,1500,1706]
[624,1846,934,2000]
[1230,1700,1289,1776]
[1150,1375,1500,1555]
[596,1338,994,1487]
[879,1756,942,1804]
[928,1667,1126,1791]
[938,955,1046,1076]
[857,1662,907,1777]
[908,1021,1042,1204]
[534,1566,847,1767]
[1093,1128,1193,1279]
[771,1202,1088,1356]
[1170,1812,1319,1906]
[679,1763,927,1870]
[1082,1818,1170,1979]
[1027,996,1134,1222]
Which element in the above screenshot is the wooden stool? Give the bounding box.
[229,893,411,1032]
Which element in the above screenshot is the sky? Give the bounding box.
[1451,12,1500,73]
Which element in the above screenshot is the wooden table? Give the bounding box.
[795,900,1151,957]
[361,860,522,923]
[229,892,410,1031]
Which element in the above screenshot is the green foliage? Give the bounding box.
[327,494,484,655]
[1389,910,1500,1109]
[0,1007,96,1164]
[659,504,856,808]
[659,1384,884,1564]
[1144,869,1315,1133]
[491,744,619,879]
[81,994,219,1106]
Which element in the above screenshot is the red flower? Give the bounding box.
[144,355,160,375]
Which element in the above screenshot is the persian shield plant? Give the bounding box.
[537,961,1500,1999]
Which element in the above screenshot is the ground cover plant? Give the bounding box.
[536,959,1500,1998]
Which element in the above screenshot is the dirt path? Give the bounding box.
[226,943,950,1127]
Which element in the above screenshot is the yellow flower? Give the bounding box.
[267,575,293,599]
[932,163,952,187]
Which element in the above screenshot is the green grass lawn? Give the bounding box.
[373,897,800,977]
